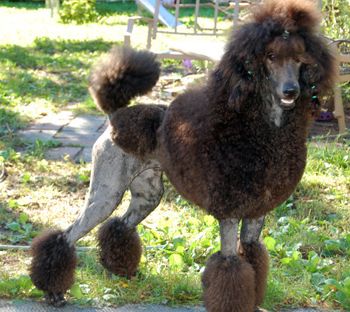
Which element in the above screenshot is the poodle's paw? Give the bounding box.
[98,217,142,278]
[202,252,256,312]
[238,241,269,306]
[44,292,67,307]
[30,230,77,303]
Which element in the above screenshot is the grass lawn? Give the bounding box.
[0,2,349,311]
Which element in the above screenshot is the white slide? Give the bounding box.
[136,0,183,28]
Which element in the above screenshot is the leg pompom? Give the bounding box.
[202,252,256,312]
[239,241,269,307]
[30,230,77,307]
[98,217,142,278]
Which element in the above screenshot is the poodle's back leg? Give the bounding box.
[98,164,163,277]
[65,130,143,244]
[30,129,143,306]
[239,216,269,311]
[202,218,256,312]
[123,166,163,227]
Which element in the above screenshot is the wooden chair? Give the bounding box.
[124,0,253,60]
[330,39,350,133]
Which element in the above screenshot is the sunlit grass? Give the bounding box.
[0,139,349,309]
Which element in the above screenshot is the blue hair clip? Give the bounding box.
[282,30,290,40]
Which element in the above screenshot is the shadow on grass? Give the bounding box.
[96,2,138,17]
[0,1,44,10]
[0,37,115,107]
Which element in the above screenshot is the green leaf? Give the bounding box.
[292,251,301,261]
[324,278,340,288]
[264,236,276,251]
[281,257,292,265]
[18,213,29,224]
[8,199,19,209]
[7,222,21,232]
[310,272,326,289]
[70,284,83,299]
[169,253,184,268]
[175,245,185,254]
[21,172,31,184]
[17,276,32,290]
[203,215,216,226]
[343,277,350,289]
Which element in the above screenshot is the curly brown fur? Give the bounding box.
[252,0,321,32]
[157,0,337,220]
[30,230,76,306]
[110,104,167,158]
[202,252,256,312]
[98,217,142,278]
[238,241,269,307]
[89,46,160,115]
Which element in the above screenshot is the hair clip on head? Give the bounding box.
[282,30,290,40]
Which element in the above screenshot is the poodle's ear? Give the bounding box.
[300,33,337,95]
[227,80,255,113]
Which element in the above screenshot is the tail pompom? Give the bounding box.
[89,46,161,115]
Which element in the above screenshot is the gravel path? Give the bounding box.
[0,300,333,312]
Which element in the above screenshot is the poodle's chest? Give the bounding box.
[202,138,307,218]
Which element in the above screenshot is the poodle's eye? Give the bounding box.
[267,53,276,61]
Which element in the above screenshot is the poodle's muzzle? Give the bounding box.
[267,56,302,111]
[279,81,300,110]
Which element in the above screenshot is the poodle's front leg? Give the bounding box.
[97,165,163,278]
[239,217,269,311]
[202,218,256,312]
[29,130,141,307]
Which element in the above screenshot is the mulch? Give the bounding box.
[309,106,350,138]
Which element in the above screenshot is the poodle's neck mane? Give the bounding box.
[206,69,311,137]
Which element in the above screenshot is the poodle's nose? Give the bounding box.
[282,83,299,98]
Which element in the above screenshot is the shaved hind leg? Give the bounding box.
[97,165,163,277]
[30,129,146,306]
[239,216,269,311]
[65,130,144,244]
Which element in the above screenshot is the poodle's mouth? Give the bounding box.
[279,98,296,110]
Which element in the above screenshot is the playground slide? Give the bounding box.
[136,0,182,28]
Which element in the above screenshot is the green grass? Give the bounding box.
[0,2,349,311]
[0,37,113,107]
[0,37,114,150]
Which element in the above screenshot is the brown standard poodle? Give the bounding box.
[30,0,336,311]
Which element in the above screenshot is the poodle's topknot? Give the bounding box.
[89,46,161,115]
[252,0,321,32]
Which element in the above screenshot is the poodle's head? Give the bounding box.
[263,33,305,111]
[217,0,337,121]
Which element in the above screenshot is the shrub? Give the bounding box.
[59,0,98,24]
[322,0,350,38]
